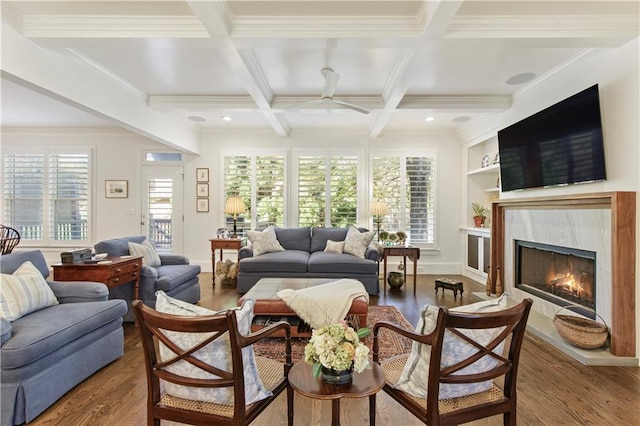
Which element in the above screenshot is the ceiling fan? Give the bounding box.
[287,68,371,114]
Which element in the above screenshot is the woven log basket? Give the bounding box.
[553,305,609,349]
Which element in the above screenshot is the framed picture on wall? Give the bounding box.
[196,198,209,213]
[196,168,209,182]
[105,180,128,198]
[196,183,209,197]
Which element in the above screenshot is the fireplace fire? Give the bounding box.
[515,240,596,317]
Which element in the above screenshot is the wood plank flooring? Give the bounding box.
[28,274,639,425]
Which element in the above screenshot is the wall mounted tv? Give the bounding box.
[497,84,606,192]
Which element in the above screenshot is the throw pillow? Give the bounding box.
[154,291,271,405]
[246,226,285,257]
[343,226,375,258]
[128,238,161,267]
[324,239,345,254]
[0,261,59,322]
[394,294,508,399]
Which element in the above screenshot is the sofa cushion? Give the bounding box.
[247,226,285,256]
[343,226,376,258]
[0,250,50,279]
[310,227,349,253]
[155,264,202,292]
[155,292,271,405]
[394,295,508,400]
[308,252,378,274]
[128,239,161,267]
[274,227,311,251]
[324,240,345,254]
[0,299,127,369]
[94,236,145,257]
[0,261,59,322]
[239,251,309,273]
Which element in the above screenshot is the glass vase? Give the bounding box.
[321,365,353,385]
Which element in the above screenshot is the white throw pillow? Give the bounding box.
[246,226,285,257]
[324,239,345,254]
[0,261,59,321]
[154,291,271,405]
[128,239,161,267]
[343,226,375,258]
[394,294,508,399]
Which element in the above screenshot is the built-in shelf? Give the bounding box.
[467,163,499,176]
[485,187,500,193]
[460,226,491,235]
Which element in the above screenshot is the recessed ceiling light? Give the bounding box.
[453,116,471,123]
[221,115,232,121]
[506,73,536,85]
[188,115,206,122]
[425,116,435,122]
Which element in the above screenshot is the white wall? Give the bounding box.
[461,37,640,360]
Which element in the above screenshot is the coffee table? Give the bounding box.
[238,278,369,338]
[288,361,385,426]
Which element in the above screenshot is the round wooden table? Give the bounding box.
[288,361,385,426]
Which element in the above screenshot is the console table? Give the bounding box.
[382,246,421,294]
[53,256,143,301]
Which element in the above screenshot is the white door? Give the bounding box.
[141,166,184,253]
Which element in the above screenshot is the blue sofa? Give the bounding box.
[0,250,127,425]
[95,236,201,322]
[237,227,382,295]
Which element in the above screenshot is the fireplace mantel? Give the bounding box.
[489,192,636,357]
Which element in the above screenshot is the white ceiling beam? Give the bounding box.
[1,16,200,154]
[446,14,639,39]
[399,95,511,111]
[187,0,290,137]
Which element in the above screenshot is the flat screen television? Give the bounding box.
[497,84,606,192]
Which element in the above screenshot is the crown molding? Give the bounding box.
[456,114,502,145]
[446,14,640,39]
[21,15,208,38]
[398,95,511,111]
[230,16,424,39]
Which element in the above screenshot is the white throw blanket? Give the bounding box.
[276,279,369,329]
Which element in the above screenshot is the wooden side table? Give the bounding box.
[382,246,421,294]
[53,256,143,301]
[209,238,245,286]
[288,361,385,426]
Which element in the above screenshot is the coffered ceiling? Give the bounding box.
[2,1,638,148]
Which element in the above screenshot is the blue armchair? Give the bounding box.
[0,250,127,425]
[94,236,201,322]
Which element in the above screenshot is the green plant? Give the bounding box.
[471,202,488,218]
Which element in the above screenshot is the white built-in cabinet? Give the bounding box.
[462,135,500,281]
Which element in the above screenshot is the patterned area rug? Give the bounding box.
[253,305,414,363]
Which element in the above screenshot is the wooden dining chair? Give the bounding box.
[373,298,532,425]
[0,225,21,255]
[133,300,293,426]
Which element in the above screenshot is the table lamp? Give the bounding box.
[370,201,389,242]
[224,195,246,238]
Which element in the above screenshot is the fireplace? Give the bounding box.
[515,240,596,318]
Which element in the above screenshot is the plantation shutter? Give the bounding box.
[2,153,45,240]
[298,156,326,227]
[330,156,358,226]
[48,154,89,240]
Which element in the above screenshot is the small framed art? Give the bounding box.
[196,183,209,197]
[196,168,209,182]
[196,198,209,213]
[105,180,128,198]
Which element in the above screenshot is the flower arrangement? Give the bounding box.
[396,230,407,243]
[304,322,371,378]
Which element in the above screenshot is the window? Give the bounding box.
[372,153,437,245]
[297,155,358,227]
[223,154,285,234]
[2,149,91,244]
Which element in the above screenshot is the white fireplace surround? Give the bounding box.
[504,208,612,328]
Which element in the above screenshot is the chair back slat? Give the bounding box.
[0,225,21,255]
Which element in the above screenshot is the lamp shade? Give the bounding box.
[370,201,389,216]
[224,196,246,215]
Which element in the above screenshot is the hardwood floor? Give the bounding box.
[29,273,639,425]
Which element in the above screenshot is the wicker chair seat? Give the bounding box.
[158,355,284,418]
[380,353,506,415]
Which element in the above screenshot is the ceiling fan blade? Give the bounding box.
[331,100,371,114]
[284,99,322,110]
[321,68,340,99]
